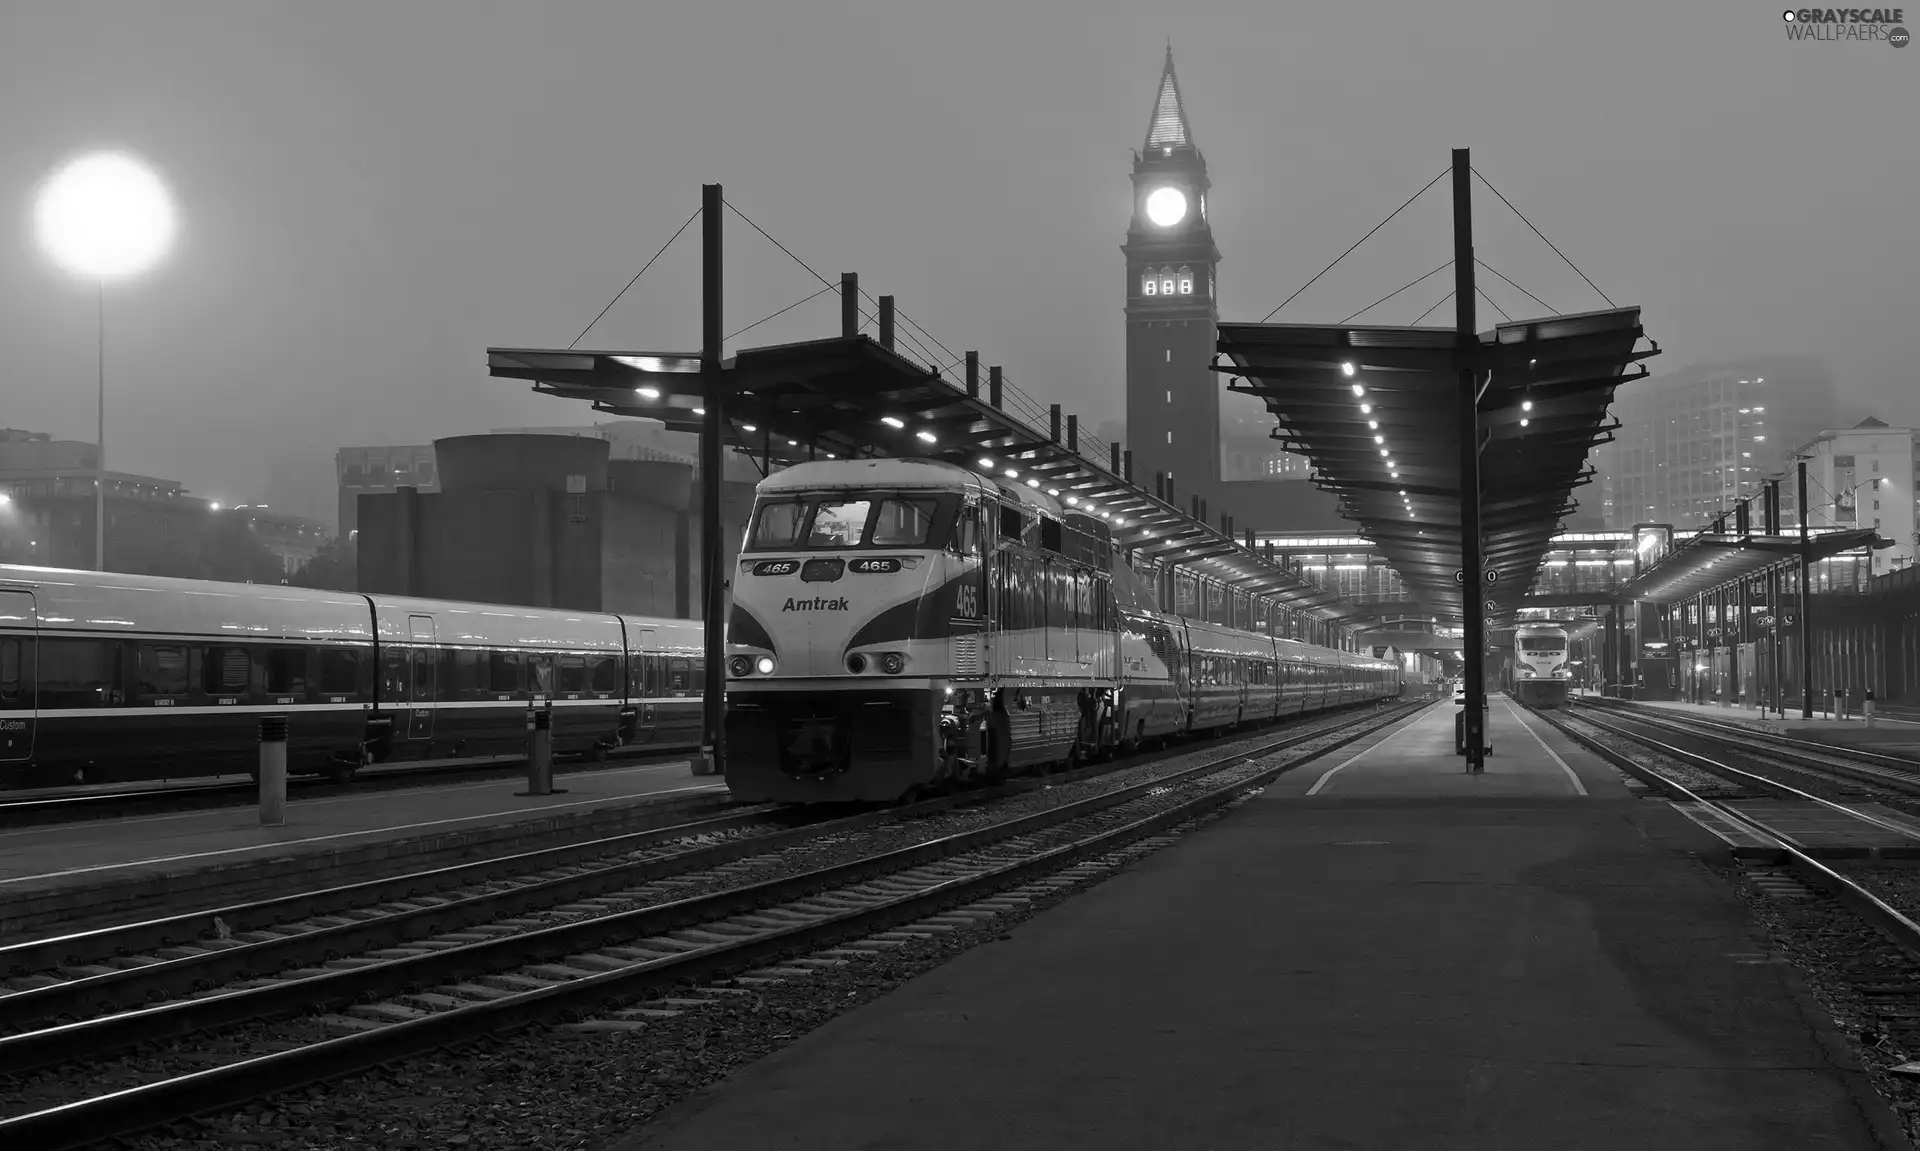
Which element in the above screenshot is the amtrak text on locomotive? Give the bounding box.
[782,596,852,611]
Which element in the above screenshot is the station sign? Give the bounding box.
[1454,569,1500,585]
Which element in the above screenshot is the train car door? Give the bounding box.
[632,629,658,741]
[0,591,36,761]
[407,614,437,739]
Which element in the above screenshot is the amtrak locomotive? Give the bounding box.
[723,458,1400,803]
[0,566,706,788]
[1512,624,1571,708]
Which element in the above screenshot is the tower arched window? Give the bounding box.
[1160,267,1175,296]
[1178,265,1194,295]
[1141,270,1157,297]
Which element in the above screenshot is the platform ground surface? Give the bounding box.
[0,759,713,891]
[606,701,1904,1151]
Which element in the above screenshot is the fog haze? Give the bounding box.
[2,0,1912,524]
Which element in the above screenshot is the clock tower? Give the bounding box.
[1123,48,1222,522]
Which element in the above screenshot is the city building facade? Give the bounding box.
[336,444,439,539]
[1595,356,1838,532]
[1794,417,1918,575]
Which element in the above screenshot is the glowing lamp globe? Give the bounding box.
[34,152,176,280]
[1145,186,1187,227]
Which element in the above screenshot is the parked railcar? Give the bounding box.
[722,459,1399,804]
[0,565,705,788]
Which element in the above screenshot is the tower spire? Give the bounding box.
[1144,45,1193,151]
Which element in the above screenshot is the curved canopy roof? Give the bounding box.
[1217,306,1658,626]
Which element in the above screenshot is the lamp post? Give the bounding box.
[33,151,176,571]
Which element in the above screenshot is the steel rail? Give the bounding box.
[0,700,1421,1151]
[0,702,1422,1084]
[1576,696,1920,772]
[1563,708,1920,845]
[1534,707,1920,954]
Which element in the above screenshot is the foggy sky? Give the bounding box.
[3,0,1913,526]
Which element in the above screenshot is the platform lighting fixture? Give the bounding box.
[1343,362,1355,376]
[915,430,936,443]
[1379,449,1389,457]
[1027,478,1039,488]
[881,416,904,429]
[1047,489,1059,497]
[1369,421,1379,430]
[1520,419,1530,428]
[978,456,994,468]
[634,386,661,400]
[1352,384,1365,397]
[741,424,757,432]
[1522,401,1533,412]
[1004,468,1019,478]
[1066,497,1079,505]
[1360,403,1371,414]
[787,439,798,447]
[1374,435,1384,444]
[825,452,836,459]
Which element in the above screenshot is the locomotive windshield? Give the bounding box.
[749,492,947,551]
[1519,637,1565,651]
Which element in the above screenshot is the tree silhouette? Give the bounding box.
[202,515,285,584]
[290,535,356,592]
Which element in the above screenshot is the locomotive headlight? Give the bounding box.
[880,652,906,675]
[728,656,753,678]
[755,656,776,675]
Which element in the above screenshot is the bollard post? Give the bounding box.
[517,706,563,796]
[258,715,288,827]
[1867,687,1877,728]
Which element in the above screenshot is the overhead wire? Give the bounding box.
[725,284,837,342]
[1260,166,1449,323]
[569,207,702,349]
[1474,260,1557,315]
[1412,290,1456,326]
[1340,260,1453,325]
[1470,168,1616,309]
[1476,288,1513,324]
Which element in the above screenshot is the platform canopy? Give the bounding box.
[1608,527,1880,604]
[1218,307,1656,626]
[487,335,1373,622]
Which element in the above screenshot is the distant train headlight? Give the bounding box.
[728,656,753,678]
[755,656,776,675]
[846,654,868,674]
[880,652,906,675]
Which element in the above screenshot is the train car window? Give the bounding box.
[137,644,190,696]
[558,654,588,693]
[205,646,251,693]
[872,498,938,547]
[321,648,363,695]
[589,655,620,694]
[667,658,690,695]
[750,500,806,549]
[999,506,1023,541]
[444,649,482,695]
[530,655,555,695]
[488,651,522,694]
[0,638,20,704]
[808,499,871,548]
[36,638,121,707]
[688,658,706,697]
[1039,518,1063,554]
[263,648,309,696]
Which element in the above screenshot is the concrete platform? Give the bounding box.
[608,704,1907,1151]
[0,760,723,939]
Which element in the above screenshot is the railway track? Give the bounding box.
[0,699,1425,1149]
[1565,697,1920,807]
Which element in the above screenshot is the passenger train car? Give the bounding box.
[1512,625,1571,708]
[0,566,705,788]
[722,458,1400,803]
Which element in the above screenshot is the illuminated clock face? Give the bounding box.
[1145,186,1188,227]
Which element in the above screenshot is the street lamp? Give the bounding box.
[33,151,176,571]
